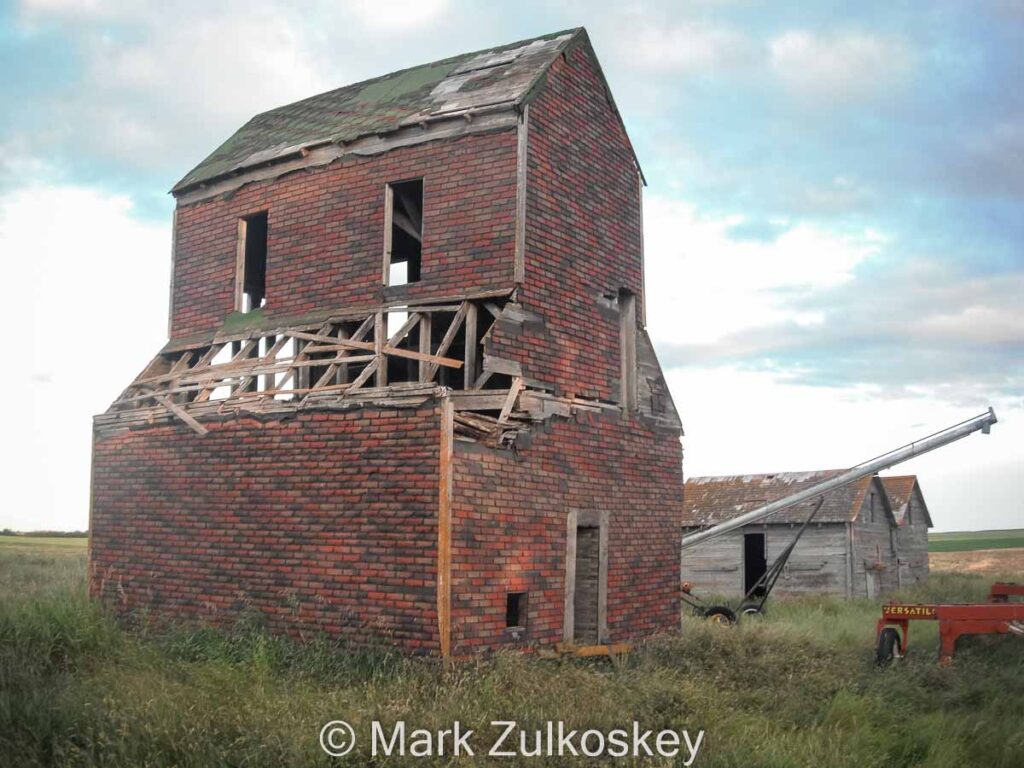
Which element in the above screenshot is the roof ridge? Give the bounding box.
[254,27,584,121]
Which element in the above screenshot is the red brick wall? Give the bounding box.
[171,130,518,340]
[449,412,683,653]
[493,43,644,401]
[90,407,441,652]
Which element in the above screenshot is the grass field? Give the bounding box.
[928,528,1024,553]
[1,538,1023,767]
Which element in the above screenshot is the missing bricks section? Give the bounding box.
[89,29,686,654]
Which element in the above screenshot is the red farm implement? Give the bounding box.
[876,582,1024,665]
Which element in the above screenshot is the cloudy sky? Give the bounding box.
[1,1,1021,532]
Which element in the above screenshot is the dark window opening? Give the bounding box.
[386,180,423,286]
[505,592,527,629]
[241,212,268,312]
[743,532,767,596]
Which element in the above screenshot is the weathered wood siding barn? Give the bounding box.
[882,476,932,588]
[682,472,913,599]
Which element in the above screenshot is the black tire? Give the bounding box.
[739,603,764,618]
[876,627,902,665]
[703,606,737,625]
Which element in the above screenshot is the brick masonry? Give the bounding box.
[171,130,518,340]
[450,412,683,653]
[90,406,442,651]
[487,43,645,402]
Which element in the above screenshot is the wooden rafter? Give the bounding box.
[111,299,498,425]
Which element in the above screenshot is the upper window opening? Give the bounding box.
[239,212,268,312]
[386,180,423,286]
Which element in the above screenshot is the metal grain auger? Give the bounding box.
[680,408,998,624]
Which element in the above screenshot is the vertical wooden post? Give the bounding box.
[463,303,478,389]
[513,104,529,285]
[234,218,248,311]
[619,290,637,412]
[437,396,454,662]
[382,184,394,285]
[374,311,386,387]
[418,313,432,383]
[168,208,178,336]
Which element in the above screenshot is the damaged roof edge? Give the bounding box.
[169,28,585,197]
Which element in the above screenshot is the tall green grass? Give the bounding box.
[1,545,1022,766]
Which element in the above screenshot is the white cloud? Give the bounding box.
[643,194,882,346]
[347,0,451,31]
[0,183,169,531]
[669,363,1024,531]
[769,29,915,104]
[615,20,753,74]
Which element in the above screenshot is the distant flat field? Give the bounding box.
[929,529,1024,553]
[0,536,87,554]
[930,548,1024,576]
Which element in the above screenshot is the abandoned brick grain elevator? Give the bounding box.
[89,28,684,656]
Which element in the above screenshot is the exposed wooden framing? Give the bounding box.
[347,359,379,392]
[424,302,468,382]
[110,299,514,427]
[387,311,422,345]
[167,208,178,337]
[154,394,209,436]
[463,303,478,389]
[497,376,524,424]
[418,313,432,383]
[374,311,386,387]
[619,290,638,412]
[513,103,529,284]
[382,184,394,285]
[235,334,289,395]
[234,218,247,311]
[637,168,647,326]
[437,396,454,662]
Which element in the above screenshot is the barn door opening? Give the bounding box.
[564,510,608,646]
[743,532,767,595]
[573,526,600,644]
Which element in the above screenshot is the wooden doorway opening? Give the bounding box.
[744,532,767,595]
[563,510,609,645]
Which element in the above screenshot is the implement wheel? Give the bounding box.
[704,606,737,625]
[876,627,902,665]
[740,603,764,618]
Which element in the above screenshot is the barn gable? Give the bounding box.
[882,475,934,528]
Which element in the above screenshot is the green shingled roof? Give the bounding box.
[172,28,582,194]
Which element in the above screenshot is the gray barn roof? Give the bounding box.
[683,471,894,527]
[173,28,582,194]
[881,475,934,527]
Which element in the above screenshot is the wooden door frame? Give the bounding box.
[563,509,609,644]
